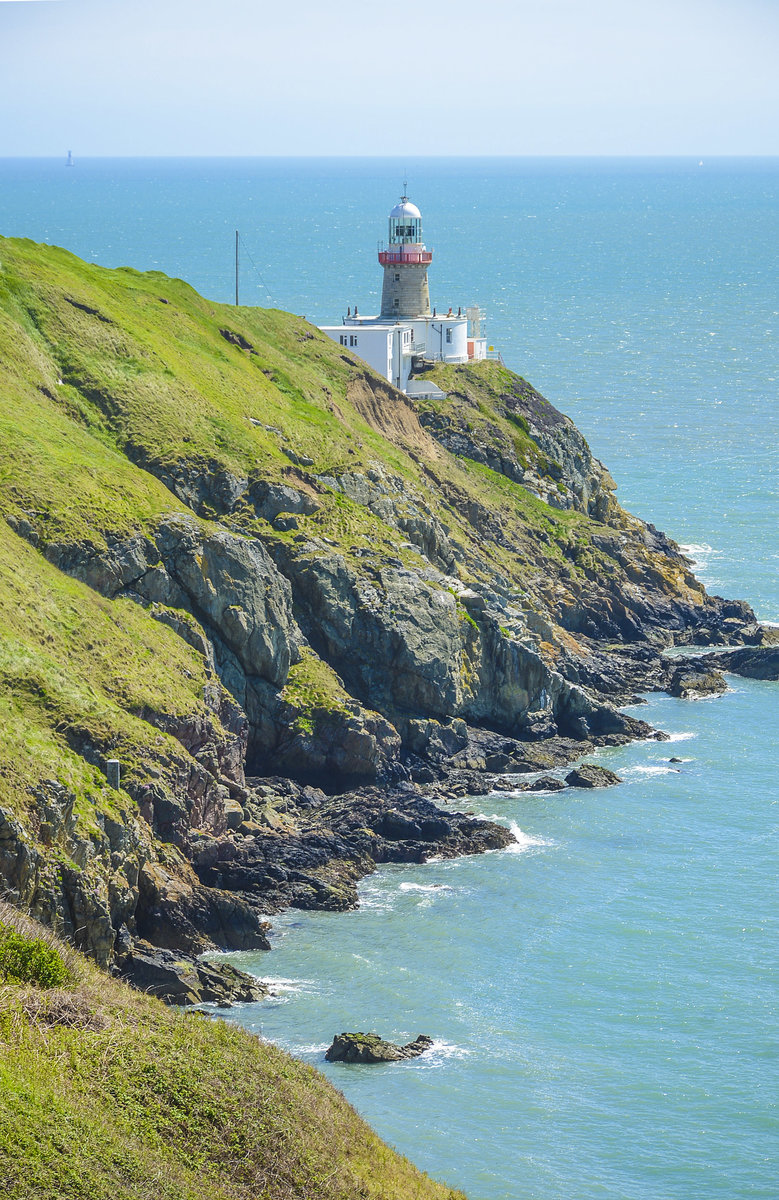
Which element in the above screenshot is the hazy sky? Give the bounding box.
[1,0,777,156]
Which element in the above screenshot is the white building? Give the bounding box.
[320,195,487,397]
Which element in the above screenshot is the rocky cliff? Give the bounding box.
[0,236,765,976]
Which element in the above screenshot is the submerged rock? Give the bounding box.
[325,1031,433,1063]
[564,763,622,788]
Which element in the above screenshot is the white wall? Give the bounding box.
[319,325,394,383]
[410,316,469,363]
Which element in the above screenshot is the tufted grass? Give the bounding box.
[0,904,465,1200]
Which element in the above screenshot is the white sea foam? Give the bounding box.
[666,730,697,742]
[680,541,716,562]
[407,1039,472,1068]
[623,764,680,777]
[294,1042,331,1056]
[263,977,315,996]
[502,822,553,854]
[398,882,452,894]
[357,883,397,912]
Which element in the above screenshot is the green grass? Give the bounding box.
[0,903,465,1200]
[280,648,354,733]
[0,922,70,987]
[0,516,216,822]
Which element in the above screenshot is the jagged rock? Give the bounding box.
[692,646,779,681]
[669,666,727,698]
[325,1031,433,1063]
[564,763,622,788]
[117,939,268,1006]
[136,858,271,953]
[46,515,302,702]
[512,775,567,792]
[191,786,514,913]
[247,676,402,785]
[248,480,320,522]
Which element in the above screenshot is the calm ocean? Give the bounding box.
[1,157,776,1198]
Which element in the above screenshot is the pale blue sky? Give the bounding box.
[1,0,777,156]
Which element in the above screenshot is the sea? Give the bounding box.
[1,157,776,1199]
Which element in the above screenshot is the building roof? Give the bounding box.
[389,198,421,220]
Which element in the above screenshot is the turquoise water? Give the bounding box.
[223,683,777,1199]
[1,158,776,1198]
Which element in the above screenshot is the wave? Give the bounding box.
[398,882,453,894]
[411,1038,471,1066]
[263,977,316,996]
[666,730,697,742]
[502,822,554,854]
[623,764,681,777]
[680,541,719,568]
[293,1042,331,1056]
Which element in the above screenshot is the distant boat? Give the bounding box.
[66,150,74,167]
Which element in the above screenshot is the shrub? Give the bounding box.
[0,921,71,988]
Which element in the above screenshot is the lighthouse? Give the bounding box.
[319,192,487,397]
[378,196,432,319]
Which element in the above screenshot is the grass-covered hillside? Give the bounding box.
[0,903,463,1200]
[0,235,761,1200]
[0,233,755,968]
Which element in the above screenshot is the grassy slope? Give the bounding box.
[0,240,472,1197]
[0,235,607,591]
[0,904,463,1200]
[0,236,713,1200]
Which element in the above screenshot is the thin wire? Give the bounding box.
[237,232,275,306]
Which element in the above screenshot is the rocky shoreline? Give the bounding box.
[117,639,778,1005]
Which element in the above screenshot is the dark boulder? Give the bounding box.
[564,763,622,788]
[514,775,567,792]
[325,1032,433,1063]
[669,666,727,699]
[117,939,268,1006]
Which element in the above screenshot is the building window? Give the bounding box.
[446,328,452,343]
[394,273,400,281]
[349,335,357,347]
[339,334,347,345]
[394,298,399,306]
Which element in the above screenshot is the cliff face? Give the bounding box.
[0,236,762,967]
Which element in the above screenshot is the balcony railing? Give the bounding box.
[378,247,433,266]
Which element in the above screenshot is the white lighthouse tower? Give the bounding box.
[378,195,432,319]
[319,193,487,396]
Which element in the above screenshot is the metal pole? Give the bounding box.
[235,230,239,306]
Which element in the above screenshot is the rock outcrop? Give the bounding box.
[565,763,622,788]
[690,645,779,680]
[326,1032,434,1063]
[116,938,269,1005]
[668,665,728,699]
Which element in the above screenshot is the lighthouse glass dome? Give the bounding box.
[388,198,422,245]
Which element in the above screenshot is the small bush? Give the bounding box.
[0,921,70,988]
